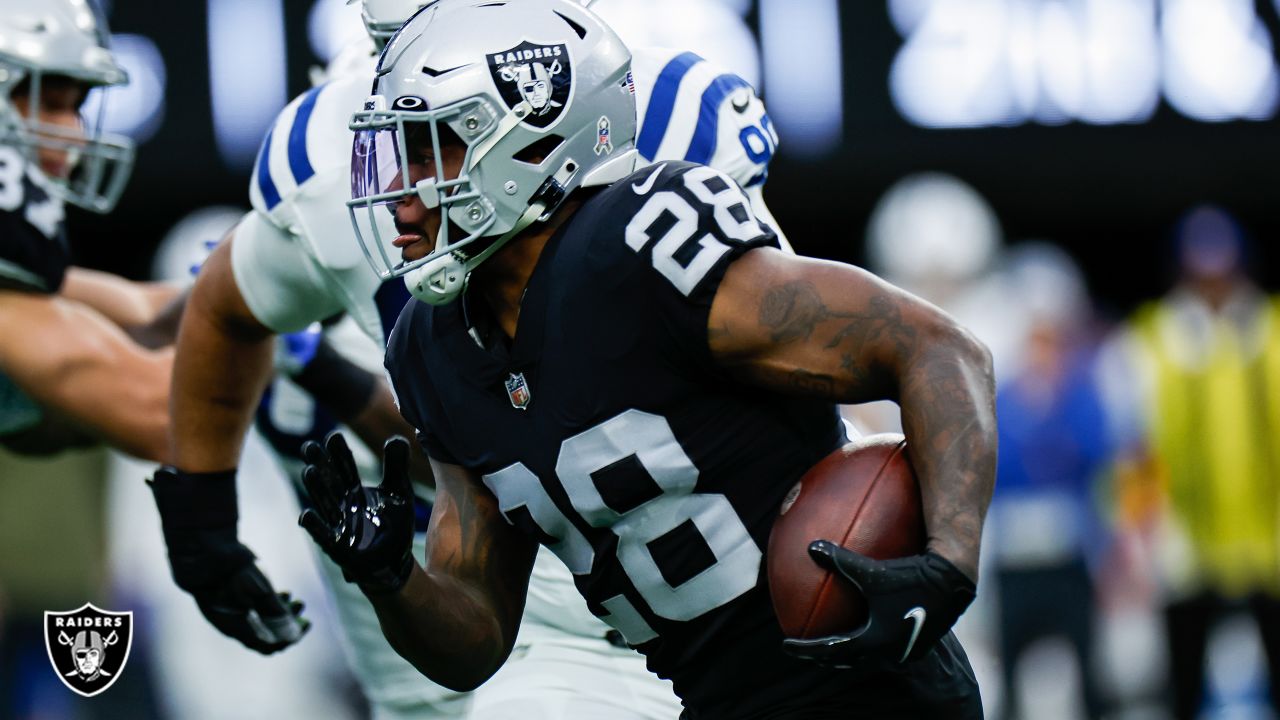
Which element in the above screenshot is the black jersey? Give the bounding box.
[387,162,980,718]
[0,147,69,294]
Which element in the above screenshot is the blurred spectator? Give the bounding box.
[986,243,1109,720]
[857,172,1014,437]
[1098,205,1280,720]
[865,172,1015,378]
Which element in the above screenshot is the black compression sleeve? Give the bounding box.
[290,338,379,422]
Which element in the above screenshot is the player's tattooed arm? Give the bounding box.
[367,458,537,690]
[708,248,996,581]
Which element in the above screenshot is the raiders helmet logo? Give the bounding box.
[488,41,572,129]
[44,603,133,697]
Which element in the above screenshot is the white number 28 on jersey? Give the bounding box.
[624,166,766,296]
[483,409,762,645]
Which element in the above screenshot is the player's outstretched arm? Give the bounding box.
[709,248,996,580]
[362,456,537,691]
[61,267,187,347]
[0,290,172,461]
[169,235,276,471]
[153,234,311,654]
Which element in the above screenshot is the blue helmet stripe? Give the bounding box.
[684,73,752,166]
[254,127,282,210]
[636,51,703,161]
[287,84,325,186]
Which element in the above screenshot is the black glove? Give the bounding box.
[782,540,976,665]
[149,467,310,654]
[298,432,416,596]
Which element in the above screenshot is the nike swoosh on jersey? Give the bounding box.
[731,91,751,113]
[632,163,666,195]
[901,607,926,662]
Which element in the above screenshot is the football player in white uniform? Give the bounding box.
[155,2,785,718]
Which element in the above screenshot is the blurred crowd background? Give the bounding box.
[2,1,1280,718]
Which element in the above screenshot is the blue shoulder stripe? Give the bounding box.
[254,127,282,210]
[684,73,752,166]
[636,52,703,161]
[287,84,325,187]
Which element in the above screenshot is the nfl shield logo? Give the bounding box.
[44,603,133,697]
[505,372,532,410]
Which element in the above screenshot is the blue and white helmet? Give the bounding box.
[0,0,134,213]
[347,0,637,305]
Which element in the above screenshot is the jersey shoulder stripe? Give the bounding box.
[286,84,324,188]
[253,83,328,211]
[250,76,365,215]
[636,51,704,161]
[684,73,753,166]
[253,127,283,210]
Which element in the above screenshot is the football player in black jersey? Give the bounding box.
[302,1,996,717]
[0,0,185,459]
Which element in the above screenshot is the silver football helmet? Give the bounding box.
[0,0,135,213]
[347,0,638,305]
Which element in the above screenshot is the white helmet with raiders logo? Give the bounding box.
[347,0,637,305]
[0,0,134,213]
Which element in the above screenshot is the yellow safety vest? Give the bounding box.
[1134,296,1280,596]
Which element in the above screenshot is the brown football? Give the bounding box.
[767,433,926,639]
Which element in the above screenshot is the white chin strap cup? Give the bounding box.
[403,157,577,306]
[405,253,467,306]
[415,177,441,209]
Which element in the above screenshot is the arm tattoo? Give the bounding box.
[788,369,836,395]
[753,279,995,577]
[758,281,829,343]
[757,280,919,396]
[826,295,917,358]
[898,341,996,578]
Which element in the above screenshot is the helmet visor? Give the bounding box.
[347,104,494,281]
[350,124,405,203]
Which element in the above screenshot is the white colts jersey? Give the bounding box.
[228,42,781,720]
[237,53,398,349]
[630,47,789,251]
